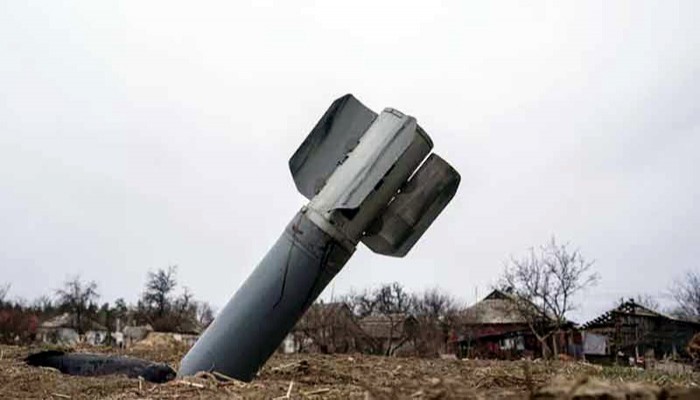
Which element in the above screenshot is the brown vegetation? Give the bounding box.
[1,344,699,399]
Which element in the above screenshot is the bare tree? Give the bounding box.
[411,288,459,356]
[172,287,198,331]
[411,288,458,319]
[196,302,215,329]
[374,282,413,355]
[141,266,178,319]
[174,287,194,315]
[55,275,99,334]
[136,267,204,332]
[342,288,378,318]
[499,237,599,357]
[296,302,333,353]
[295,301,361,354]
[341,283,415,355]
[671,270,700,321]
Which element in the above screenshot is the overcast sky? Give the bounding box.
[1,1,698,322]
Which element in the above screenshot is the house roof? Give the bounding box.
[40,313,107,331]
[358,313,416,339]
[457,289,577,327]
[458,290,532,325]
[582,300,700,329]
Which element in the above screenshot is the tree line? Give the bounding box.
[492,238,698,357]
[0,266,214,344]
[1,237,698,352]
[297,238,700,358]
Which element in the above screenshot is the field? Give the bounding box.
[1,341,699,399]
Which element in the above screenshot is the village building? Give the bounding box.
[452,290,579,359]
[283,305,419,356]
[120,320,201,349]
[283,302,364,354]
[358,313,418,355]
[122,324,154,347]
[136,331,200,348]
[581,299,700,364]
[37,313,108,346]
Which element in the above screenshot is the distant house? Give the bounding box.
[134,331,199,348]
[358,313,418,355]
[452,290,579,359]
[122,324,154,347]
[581,300,700,363]
[284,305,419,356]
[37,313,108,346]
[284,302,364,354]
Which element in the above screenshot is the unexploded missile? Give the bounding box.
[178,94,460,381]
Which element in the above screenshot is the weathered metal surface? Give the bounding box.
[289,95,377,200]
[178,94,460,382]
[309,109,418,212]
[339,126,433,242]
[178,211,352,381]
[362,154,460,257]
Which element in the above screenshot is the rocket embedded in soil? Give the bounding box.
[178,94,461,381]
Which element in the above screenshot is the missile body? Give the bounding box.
[177,211,350,381]
[178,95,460,381]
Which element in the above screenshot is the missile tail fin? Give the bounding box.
[289,94,377,199]
[361,154,460,257]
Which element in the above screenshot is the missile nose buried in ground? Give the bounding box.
[177,94,461,381]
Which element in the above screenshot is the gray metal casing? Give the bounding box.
[178,94,460,381]
[177,211,352,381]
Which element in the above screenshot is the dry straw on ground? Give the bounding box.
[1,344,698,399]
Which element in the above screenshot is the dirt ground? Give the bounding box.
[1,343,699,399]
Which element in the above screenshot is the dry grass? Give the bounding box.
[1,344,698,399]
